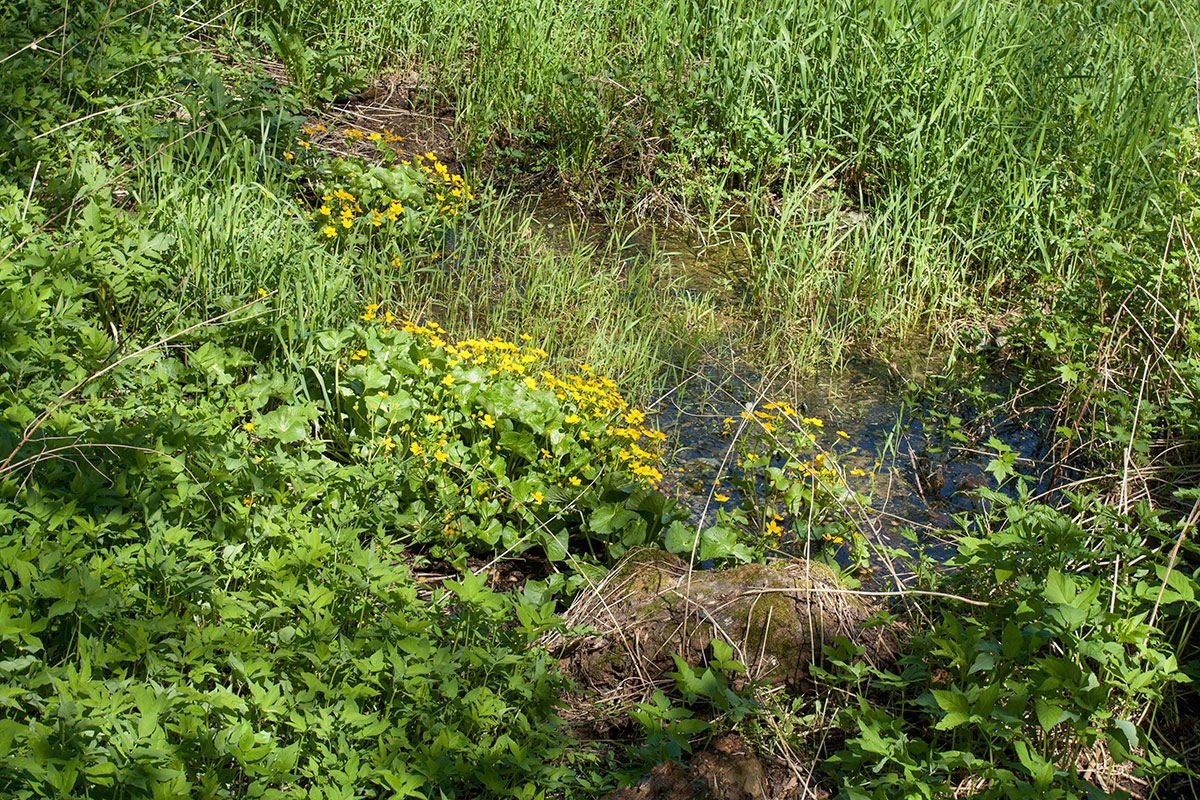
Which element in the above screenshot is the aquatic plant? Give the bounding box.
[312,312,679,567]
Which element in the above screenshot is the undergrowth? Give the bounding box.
[3,0,1200,798]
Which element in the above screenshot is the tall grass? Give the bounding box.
[126,126,690,394]
[216,0,1198,361]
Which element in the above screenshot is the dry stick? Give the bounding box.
[0,295,276,476]
[648,329,915,610]
[710,352,913,593]
[0,21,68,67]
[84,0,119,72]
[1149,494,1200,631]
[21,161,40,222]
[739,585,991,608]
[32,92,182,141]
[174,0,250,43]
[680,368,778,674]
[1119,359,1152,516]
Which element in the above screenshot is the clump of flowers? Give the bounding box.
[284,126,474,256]
[323,310,681,568]
[715,401,877,566]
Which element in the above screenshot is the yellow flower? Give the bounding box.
[765,519,782,537]
[283,151,294,161]
[341,217,352,228]
[242,496,253,507]
[569,476,581,486]
[318,205,332,215]
[531,491,544,504]
[714,493,730,502]
[418,358,432,369]
[243,422,256,433]
[425,414,443,425]
[481,414,495,429]
[322,226,337,238]
[434,450,448,462]
[836,430,850,438]
[564,414,580,424]
[257,288,267,297]
[410,442,424,457]
[441,375,454,386]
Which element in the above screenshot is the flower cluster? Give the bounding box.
[282,125,474,252]
[326,309,680,566]
[716,399,878,565]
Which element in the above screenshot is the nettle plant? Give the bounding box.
[301,313,684,572]
[710,403,876,567]
[285,125,473,260]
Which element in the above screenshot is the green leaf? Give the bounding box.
[1034,699,1066,731]
[258,402,320,444]
[1044,569,1072,605]
[931,689,971,730]
[663,521,701,556]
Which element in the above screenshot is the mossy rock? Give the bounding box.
[553,548,896,690]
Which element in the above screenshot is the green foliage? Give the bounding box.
[1012,125,1200,484]
[308,315,684,569]
[714,404,874,567]
[630,640,756,761]
[3,0,1199,796]
[819,478,1196,798]
[0,478,574,798]
[259,20,366,107]
[0,217,611,797]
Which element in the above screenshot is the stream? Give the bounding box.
[525,197,1060,574]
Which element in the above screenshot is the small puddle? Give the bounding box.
[522,196,1057,573]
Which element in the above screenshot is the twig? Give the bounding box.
[33,92,180,140]
[1149,494,1200,630]
[21,161,39,221]
[740,585,991,607]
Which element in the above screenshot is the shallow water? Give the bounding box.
[524,196,1056,573]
